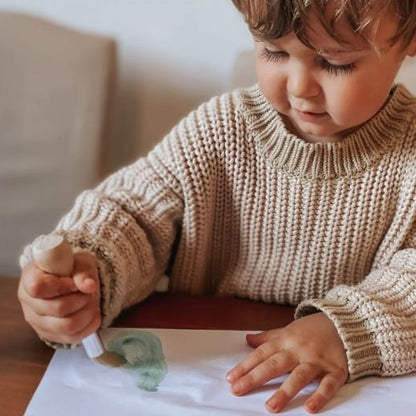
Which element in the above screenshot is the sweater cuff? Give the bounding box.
[295,289,381,381]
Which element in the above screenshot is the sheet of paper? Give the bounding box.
[25,328,416,415]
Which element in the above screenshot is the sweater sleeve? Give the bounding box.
[20,126,187,328]
[295,246,416,381]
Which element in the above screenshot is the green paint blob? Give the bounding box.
[106,330,167,391]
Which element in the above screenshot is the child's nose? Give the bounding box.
[287,64,321,99]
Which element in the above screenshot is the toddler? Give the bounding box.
[18,0,416,413]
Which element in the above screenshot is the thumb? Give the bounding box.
[72,251,99,294]
[246,329,278,348]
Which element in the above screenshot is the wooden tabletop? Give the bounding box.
[0,275,295,416]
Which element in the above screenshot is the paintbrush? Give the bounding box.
[32,234,125,367]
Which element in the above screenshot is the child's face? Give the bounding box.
[254,10,416,143]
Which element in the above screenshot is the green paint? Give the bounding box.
[106,330,167,391]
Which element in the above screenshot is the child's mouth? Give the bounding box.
[294,108,327,121]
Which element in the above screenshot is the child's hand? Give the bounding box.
[18,251,101,345]
[226,312,348,413]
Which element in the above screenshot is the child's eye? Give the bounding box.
[260,47,288,63]
[320,59,356,75]
[260,46,356,76]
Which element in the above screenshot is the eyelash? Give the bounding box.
[260,48,356,76]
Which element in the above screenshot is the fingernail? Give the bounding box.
[84,277,96,286]
[231,382,242,395]
[266,398,281,412]
[306,400,317,413]
[81,278,97,293]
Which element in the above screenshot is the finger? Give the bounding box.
[30,297,101,344]
[72,251,99,294]
[20,292,92,318]
[227,340,283,383]
[62,308,102,345]
[21,266,78,299]
[37,311,102,345]
[246,329,281,348]
[246,331,268,348]
[230,353,296,396]
[304,372,347,413]
[265,363,320,413]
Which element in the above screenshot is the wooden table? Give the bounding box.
[0,275,295,416]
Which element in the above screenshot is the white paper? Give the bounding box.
[25,328,416,415]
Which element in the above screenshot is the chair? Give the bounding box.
[0,11,117,274]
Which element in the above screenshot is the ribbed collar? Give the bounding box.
[240,84,415,179]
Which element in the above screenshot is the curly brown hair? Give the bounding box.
[232,0,416,49]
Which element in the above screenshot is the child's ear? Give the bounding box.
[407,35,416,57]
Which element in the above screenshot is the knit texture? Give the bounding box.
[21,84,416,381]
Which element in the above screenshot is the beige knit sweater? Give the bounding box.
[21,84,416,382]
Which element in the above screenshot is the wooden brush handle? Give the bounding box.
[32,234,105,358]
[32,234,74,276]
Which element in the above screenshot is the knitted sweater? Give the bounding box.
[21,84,416,382]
